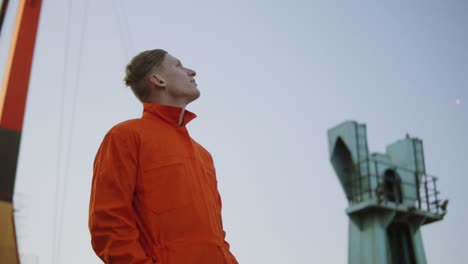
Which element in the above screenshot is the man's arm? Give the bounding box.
[217,192,239,264]
[89,130,152,263]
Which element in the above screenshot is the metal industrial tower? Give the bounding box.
[328,121,447,264]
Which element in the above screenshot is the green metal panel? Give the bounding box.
[328,121,446,264]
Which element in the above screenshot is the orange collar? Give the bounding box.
[142,103,197,127]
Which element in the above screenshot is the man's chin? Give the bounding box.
[186,91,201,105]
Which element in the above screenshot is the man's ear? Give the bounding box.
[149,73,166,88]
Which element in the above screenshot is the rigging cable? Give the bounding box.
[51,0,73,263]
[118,0,135,55]
[52,0,90,263]
[112,0,135,59]
[113,0,139,111]
[111,0,128,59]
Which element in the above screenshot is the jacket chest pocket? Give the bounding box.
[142,161,193,214]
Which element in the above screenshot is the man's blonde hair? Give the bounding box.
[124,49,168,102]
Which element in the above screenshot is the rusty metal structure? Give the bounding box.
[0,1,42,263]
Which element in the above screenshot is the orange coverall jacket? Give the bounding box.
[89,103,238,264]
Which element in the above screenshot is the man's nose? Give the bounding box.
[187,68,196,77]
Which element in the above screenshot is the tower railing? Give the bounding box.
[345,158,443,216]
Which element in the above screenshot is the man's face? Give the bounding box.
[158,53,200,105]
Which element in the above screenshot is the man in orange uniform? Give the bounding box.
[89,49,238,264]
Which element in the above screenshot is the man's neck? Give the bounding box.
[147,98,187,126]
[148,96,187,109]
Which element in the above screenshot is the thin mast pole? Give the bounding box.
[0,0,10,36]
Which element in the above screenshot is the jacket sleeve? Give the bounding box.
[217,192,239,264]
[89,130,153,264]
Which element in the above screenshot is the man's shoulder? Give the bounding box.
[104,118,148,140]
[192,139,214,162]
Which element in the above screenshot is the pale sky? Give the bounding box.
[1,0,467,263]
